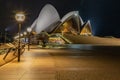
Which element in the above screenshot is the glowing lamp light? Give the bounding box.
[20,34,23,36]
[15,12,25,22]
[24,32,27,35]
[27,27,32,32]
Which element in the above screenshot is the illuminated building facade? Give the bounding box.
[31,4,92,36]
[30,4,93,44]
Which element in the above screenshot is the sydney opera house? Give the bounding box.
[31,4,92,35]
[27,4,120,45]
[29,4,92,44]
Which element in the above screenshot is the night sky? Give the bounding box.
[0,0,120,37]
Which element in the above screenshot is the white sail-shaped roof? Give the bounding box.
[31,19,37,30]
[61,11,79,22]
[61,11,84,25]
[80,20,92,35]
[35,4,60,34]
[79,15,84,26]
[60,11,84,32]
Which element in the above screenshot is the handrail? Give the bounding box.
[3,44,25,60]
[0,49,6,55]
[13,44,25,56]
[3,48,12,60]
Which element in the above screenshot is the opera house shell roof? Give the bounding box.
[29,4,120,45]
[31,4,92,35]
[31,4,60,33]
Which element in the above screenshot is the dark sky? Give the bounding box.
[0,0,120,37]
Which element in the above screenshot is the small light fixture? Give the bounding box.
[27,27,32,32]
[15,12,25,23]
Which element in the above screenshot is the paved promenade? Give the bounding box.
[0,48,120,80]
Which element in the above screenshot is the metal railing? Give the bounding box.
[3,43,25,60]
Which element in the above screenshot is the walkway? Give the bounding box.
[0,48,120,80]
[0,49,56,80]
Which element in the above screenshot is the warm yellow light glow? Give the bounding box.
[24,32,27,35]
[20,34,23,36]
[62,21,72,33]
[15,12,25,22]
[27,27,32,32]
[49,37,65,44]
[80,20,92,36]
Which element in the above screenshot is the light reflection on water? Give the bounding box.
[66,44,120,51]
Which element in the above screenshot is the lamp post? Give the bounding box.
[23,32,27,43]
[15,12,25,62]
[27,27,32,51]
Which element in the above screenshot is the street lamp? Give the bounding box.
[15,12,25,62]
[27,27,32,51]
[20,33,23,37]
[23,32,27,43]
